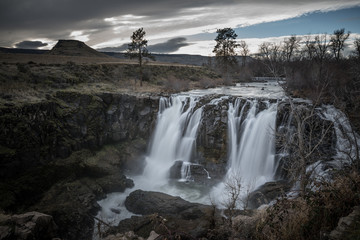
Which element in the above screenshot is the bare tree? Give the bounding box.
[258,42,283,77]
[330,28,350,61]
[222,174,242,225]
[302,35,316,61]
[282,92,333,196]
[314,34,330,63]
[283,35,301,62]
[353,38,360,58]
[239,40,250,67]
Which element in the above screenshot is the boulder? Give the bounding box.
[121,190,218,238]
[169,161,212,184]
[125,190,198,215]
[0,211,58,240]
[169,160,183,179]
[248,180,290,209]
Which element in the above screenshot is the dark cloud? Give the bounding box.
[97,43,128,52]
[0,0,234,31]
[97,38,190,53]
[148,38,191,53]
[15,40,48,49]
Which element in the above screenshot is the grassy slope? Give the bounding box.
[0,53,222,108]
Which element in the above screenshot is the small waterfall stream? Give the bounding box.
[228,100,277,186]
[211,99,278,207]
[141,95,202,188]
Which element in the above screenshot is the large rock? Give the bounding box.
[0,211,58,240]
[248,180,290,209]
[169,160,213,185]
[125,189,199,215]
[121,190,217,238]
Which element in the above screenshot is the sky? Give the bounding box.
[1,0,360,56]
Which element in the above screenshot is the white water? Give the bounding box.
[140,95,203,188]
[211,99,278,208]
[322,105,360,165]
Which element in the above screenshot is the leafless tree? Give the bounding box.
[283,35,301,62]
[239,40,250,67]
[302,35,317,61]
[314,34,331,63]
[353,38,360,58]
[258,42,283,77]
[222,174,242,225]
[330,28,350,61]
[282,91,334,196]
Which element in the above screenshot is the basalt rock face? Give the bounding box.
[0,92,158,240]
[274,101,337,179]
[196,98,229,181]
[0,92,159,179]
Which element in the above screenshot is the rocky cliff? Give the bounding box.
[0,92,159,179]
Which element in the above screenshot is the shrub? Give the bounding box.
[256,170,360,240]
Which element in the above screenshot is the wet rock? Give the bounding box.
[248,180,290,209]
[110,208,121,214]
[169,161,213,185]
[169,160,183,179]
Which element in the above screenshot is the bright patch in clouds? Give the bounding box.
[70,31,90,42]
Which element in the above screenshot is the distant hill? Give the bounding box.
[48,40,109,58]
[0,47,48,54]
[1,42,251,66]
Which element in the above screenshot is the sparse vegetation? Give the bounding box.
[0,61,221,107]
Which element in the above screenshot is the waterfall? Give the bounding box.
[141,95,202,188]
[212,99,278,207]
[322,105,360,165]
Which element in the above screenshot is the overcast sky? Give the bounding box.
[1,0,360,55]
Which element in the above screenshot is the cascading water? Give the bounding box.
[139,95,203,188]
[94,81,292,238]
[322,105,360,165]
[211,99,278,207]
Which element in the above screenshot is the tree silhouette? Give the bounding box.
[126,27,154,87]
[213,28,238,83]
[330,28,350,61]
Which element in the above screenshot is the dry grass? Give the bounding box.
[255,170,360,240]
[0,56,222,107]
